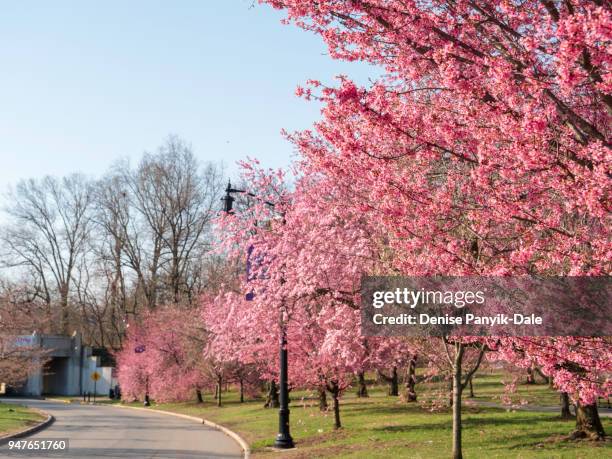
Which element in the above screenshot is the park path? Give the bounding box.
[0,398,243,459]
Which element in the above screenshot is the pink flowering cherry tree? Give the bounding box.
[260,0,610,454]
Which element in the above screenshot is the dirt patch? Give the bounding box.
[297,429,350,447]
[532,433,611,447]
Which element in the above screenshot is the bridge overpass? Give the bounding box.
[15,332,115,397]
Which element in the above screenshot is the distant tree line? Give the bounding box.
[0,136,228,349]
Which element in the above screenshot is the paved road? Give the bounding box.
[0,398,243,459]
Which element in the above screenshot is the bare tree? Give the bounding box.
[92,174,135,345]
[97,137,223,310]
[126,136,223,305]
[0,136,224,347]
[1,175,93,334]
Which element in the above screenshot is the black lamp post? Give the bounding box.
[221,181,294,449]
[275,325,293,448]
[135,344,151,407]
[144,375,151,407]
[221,181,236,213]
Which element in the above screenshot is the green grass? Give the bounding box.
[420,369,566,407]
[0,402,45,436]
[127,377,611,459]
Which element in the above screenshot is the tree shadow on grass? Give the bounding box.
[373,421,452,433]
[483,431,594,451]
[464,413,573,426]
[372,414,569,435]
[344,404,429,417]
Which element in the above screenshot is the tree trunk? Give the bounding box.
[196,389,203,404]
[333,392,341,429]
[378,368,399,396]
[239,378,244,403]
[452,346,464,459]
[534,366,550,385]
[448,379,454,407]
[171,256,180,305]
[405,355,417,402]
[560,392,573,419]
[526,365,535,384]
[572,402,605,440]
[318,387,328,411]
[327,382,341,429]
[389,367,399,396]
[60,285,70,335]
[264,380,279,408]
[468,376,474,398]
[216,376,222,407]
[356,372,368,398]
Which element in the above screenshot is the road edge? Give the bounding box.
[112,404,251,458]
[0,407,54,446]
[43,397,71,404]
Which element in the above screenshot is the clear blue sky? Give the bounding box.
[0,0,379,196]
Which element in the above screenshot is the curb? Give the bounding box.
[112,404,250,458]
[43,397,71,404]
[45,398,110,406]
[0,408,54,446]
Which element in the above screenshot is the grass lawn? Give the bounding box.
[128,375,611,459]
[0,402,45,437]
[420,369,568,407]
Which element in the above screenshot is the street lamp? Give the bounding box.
[144,377,151,407]
[221,181,294,449]
[221,181,235,213]
[135,344,151,407]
